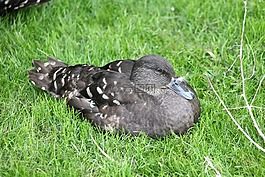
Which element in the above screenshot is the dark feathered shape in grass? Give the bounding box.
[0,0,50,15]
[28,55,201,138]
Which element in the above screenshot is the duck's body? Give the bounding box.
[28,55,200,138]
[0,0,50,15]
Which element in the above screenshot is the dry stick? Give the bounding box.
[244,44,256,80]
[239,1,265,142]
[90,134,115,162]
[225,106,265,110]
[204,156,222,177]
[37,48,49,56]
[206,75,265,153]
[227,57,238,73]
[250,75,265,106]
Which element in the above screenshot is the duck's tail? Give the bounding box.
[28,56,68,98]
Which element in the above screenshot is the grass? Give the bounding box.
[0,0,264,176]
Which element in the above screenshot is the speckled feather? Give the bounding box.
[0,0,50,15]
[28,55,201,138]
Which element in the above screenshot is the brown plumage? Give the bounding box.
[0,0,50,15]
[28,55,201,138]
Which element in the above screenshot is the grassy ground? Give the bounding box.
[0,0,264,176]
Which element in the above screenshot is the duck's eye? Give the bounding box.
[157,69,167,74]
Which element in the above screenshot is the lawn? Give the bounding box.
[0,0,264,176]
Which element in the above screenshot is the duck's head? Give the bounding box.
[130,54,195,100]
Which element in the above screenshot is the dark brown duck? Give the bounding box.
[28,54,201,138]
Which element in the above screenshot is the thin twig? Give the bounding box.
[90,134,115,162]
[239,1,247,83]
[250,75,265,106]
[206,75,265,153]
[204,156,222,177]
[239,1,265,142]
[225,106,265,110]
[37,48,49,56]
[244,44,256,80]
[71,142,79,153]
[227,57,238,73]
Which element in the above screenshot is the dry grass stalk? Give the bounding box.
[206,1,265,152]
[90,134,115,162]
[204,156,222,177]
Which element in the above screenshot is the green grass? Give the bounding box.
[0,0,264,176]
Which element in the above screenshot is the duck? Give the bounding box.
[28,54,201,138]
[0,0,50,15]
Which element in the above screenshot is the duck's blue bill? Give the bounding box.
[167,78,195,100]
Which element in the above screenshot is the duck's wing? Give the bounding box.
[101,60,135,77]
[70,70,140,113]
[67,70,157,134]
